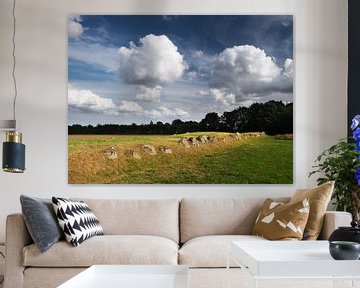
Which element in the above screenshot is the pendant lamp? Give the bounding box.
[1,0,26,173]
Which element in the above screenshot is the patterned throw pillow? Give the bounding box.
[252,198,310,240]
[52,197,104,247]
[289,181,334,240]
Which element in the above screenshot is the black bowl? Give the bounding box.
[329,241,360,260]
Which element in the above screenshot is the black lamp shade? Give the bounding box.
[2,141,25,173]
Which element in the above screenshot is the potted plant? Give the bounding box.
[309,115,360,222]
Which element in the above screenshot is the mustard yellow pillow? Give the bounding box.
[289,181,334,240]
[252,198,310,240]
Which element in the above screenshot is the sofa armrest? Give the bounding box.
[318,211,352,240]
[4,214,32,288]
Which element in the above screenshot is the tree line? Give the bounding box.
[69,100,293,135]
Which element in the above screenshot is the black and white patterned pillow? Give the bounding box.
[52,197,104,247]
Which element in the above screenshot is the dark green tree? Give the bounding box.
[200,112,220,131]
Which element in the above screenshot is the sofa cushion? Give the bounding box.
[72,199,179,243]
[180,198,288,243]
[52,197,104,247]
[24,268,86,288]
[20,195,64,253]
[252,198,310,240]
[179,235,267,268]
[290,181,334,240]
[23,235,178,267]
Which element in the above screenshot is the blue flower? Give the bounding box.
[356,168,360,186]
[352,119,359,130]
[353,128,360,142]
[352,115,360,130]
[351,115,360,186]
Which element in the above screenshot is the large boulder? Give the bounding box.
[208,136,216,143]
[188,137,200,147]
[197,135,208,144]
[142,144,157,155]
[179,138,190,149]
[125,149,141,160]
[103,147,118,159]
[160,146,173,154]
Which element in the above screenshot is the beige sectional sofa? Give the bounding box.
[4,198,352,288]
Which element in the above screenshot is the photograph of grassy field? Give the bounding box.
[68,133,293,184]
[68,15,293,184]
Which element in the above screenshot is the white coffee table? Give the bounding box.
[58,265,189,288]
[228,241,360,288]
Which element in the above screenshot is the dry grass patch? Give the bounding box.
[68,132,292,184]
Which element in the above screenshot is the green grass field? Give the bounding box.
[68,132,293,184]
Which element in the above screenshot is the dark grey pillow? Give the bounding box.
[20,195,64,253]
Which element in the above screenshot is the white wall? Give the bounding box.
[0,0,348,242]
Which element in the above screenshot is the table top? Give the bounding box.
[231,240,360,278]
[58,265,189,288]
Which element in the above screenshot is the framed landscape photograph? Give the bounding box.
[68,15,293,184]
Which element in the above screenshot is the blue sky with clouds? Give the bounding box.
[68,15,293,125]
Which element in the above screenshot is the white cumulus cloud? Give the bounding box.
[68,86,118,115]
[68,86,147,116]
[284,58,293,78]
[135,85,162,102]
[210,88,236,107]
[146,106,189,119]
[174,108,189,117]
[118,34,186,85]
[118,101,144,112]
[210,45,293,104]
[212,45,281,87]
[117,34,187,102]
[68,15,84,39]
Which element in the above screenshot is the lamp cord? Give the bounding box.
[0,251,4,284]
[11,0,17,130]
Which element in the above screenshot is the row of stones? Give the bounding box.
[103,144,171,160]
[179,132,265,148]
[103,132,265,160]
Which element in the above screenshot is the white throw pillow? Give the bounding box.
[52,197,103,247]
